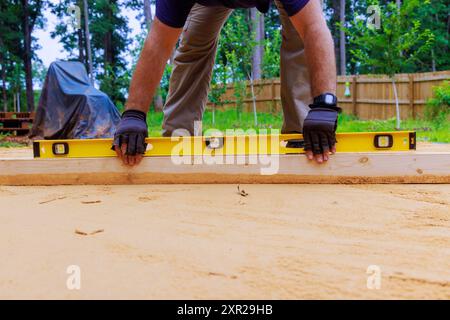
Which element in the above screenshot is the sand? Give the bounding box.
[0,143,449,299]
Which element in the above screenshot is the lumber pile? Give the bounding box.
[0,112,35,136]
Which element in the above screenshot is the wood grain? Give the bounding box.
[1,153,449,185]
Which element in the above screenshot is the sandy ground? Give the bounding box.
[0,143,449,300]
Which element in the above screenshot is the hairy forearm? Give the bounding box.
[291,0,337,97]
[126,19,180,113]
[302,23,337,97]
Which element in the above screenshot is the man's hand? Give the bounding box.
[290,1,339,163]
[115,18,181,167]
[303,104,340,164]
[113,110,148,166]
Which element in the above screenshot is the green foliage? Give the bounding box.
[208,10,257,115]
[415,0,449,71]
[0,134,26,148]
[0,140,25,148]
[347,0,435,76]
[425,81,450,122]
[262,28,281,78]
[261,4,281,78]
[1,0,449,116]
[0,0,45,111]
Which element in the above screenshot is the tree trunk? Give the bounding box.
[144,0,153,29]
[249,76,258,126]
[22,0,35,112]
[250,8,264,80]
[83,0,94,84]
[77,0,85,62]
[431,49,436,72]
[104,2,113,66]
[77,28,85,62]
[392,79,401,130]
[339,0,346,75]
[1,70,6,112]
[144,0,164,111]
[0,42,7,112]
[331,0,340,74]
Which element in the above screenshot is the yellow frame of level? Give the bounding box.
[33,131,416,159]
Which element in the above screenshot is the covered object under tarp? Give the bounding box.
[30,61,121,140]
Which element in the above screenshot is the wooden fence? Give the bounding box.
[206,70,450,120]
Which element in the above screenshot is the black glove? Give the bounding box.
[112,110,148,155]
[303,104,340,155]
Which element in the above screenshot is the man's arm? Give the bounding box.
[114,18,182,166]
[290,0,339,163]
[126,18,182,113]
[290,0,336,97]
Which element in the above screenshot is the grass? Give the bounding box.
[147,109,450,143]
[0,133,29,148]
[0,140,26,148]
[337,114,450,143]
[1,109,448,147]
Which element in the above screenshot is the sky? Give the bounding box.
[34,0,147,68]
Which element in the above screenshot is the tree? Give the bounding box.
[82,0,94,83]
[415,0,449,71]
[324,0,342,74]
[212,10,259,123]
[51,0,132,106]
[92,0,131,105]
[347,0,434,129]
[143,0,164,111]
[21,0,44,111]
[0,0,43,112]
[250,8,264,80]
[339,0,346,75]
[261,5,281,79]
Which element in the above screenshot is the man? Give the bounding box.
[113,0,341,166]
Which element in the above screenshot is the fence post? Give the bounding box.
[271,79,276,112]
[409,74,415,119]
[352,76,358,117]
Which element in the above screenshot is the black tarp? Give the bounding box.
[30,61,121,139]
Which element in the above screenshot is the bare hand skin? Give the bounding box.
[114,145,143,167]
[305,145,337,164]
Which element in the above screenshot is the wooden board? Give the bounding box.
[0,152,449,185]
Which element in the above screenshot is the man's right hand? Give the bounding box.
[303,106,339,164]
[113,109,148,166]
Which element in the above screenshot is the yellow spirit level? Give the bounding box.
[33,131,416,159]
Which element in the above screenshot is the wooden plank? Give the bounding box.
[413,74,450,82]
[0,153,449,185]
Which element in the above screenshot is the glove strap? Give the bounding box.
[122,109,147,123]
[309,103,342,113]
